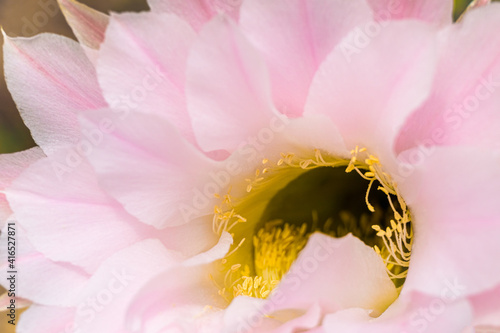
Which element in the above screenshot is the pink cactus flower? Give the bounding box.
[1,0,499,332]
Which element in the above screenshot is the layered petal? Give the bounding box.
[396,4,500,153]
[0,220,88,306]
[187,15,281,152]
[0,147,44,228]
[468,284,500,328]
[398,146,500,297]
[225,234,397,332]
[366,0,453,26]
[240,0,372,116]
[79,108,220,229]
[97,12,199,143]
[322,292,472,333]
[147,0,240,31]
[2,33,107,155]
[58,0,109,50]
[268,233,397,315]
[305,20,437,163]
[17,305,75,333]
[125,234,233,332]
[5,152,148,272]
[72,239,179,333]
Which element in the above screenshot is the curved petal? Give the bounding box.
[72,239,179,333]
[304,20,437,162]
[226,234,397,332]
[396,4,500,153]
[322,292,472,333]
[366,0,453,26]
[5,153,148,273]
[224,296,322,333]
[268,233,397,315]
[0,220,89,307]
[97,12,199,144]
[79,108,220,229]
[17,305,75,333]
[147,0,240,31]
[2,33,107,155]
[0,147,44,228]
[240,0,372,117]
[58,0,109,49]
[398,146,500,297]
[187,15,280,152]
[468,284,500,328]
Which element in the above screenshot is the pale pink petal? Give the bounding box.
[125,264,226,331]
[147,0,240,31]
[240,0,372,117]
[0,147,44,228]
[224,234,396,332]
[468,284,500,328]
[224,296,323,333]
[396,4,500,153]
[72,239,179,333]
[322,292,472,333]
[2,33,107,155]
[5,153,148,272]
[366,0,453,26]
[58,0,109,49]
[124,233,235,331]
[398,147,500,297]
[97,12,199,144]
[17,305,75,333]
[267,233,397,315]
[0,221,89,306]
[183,231,233,266]
[305,21,437,162]
[79,108,220,229]
[187,15,280,152]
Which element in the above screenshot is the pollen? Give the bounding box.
[213,147,413,302]
[232,221,309,298]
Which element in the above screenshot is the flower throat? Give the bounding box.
[212,148,412,301]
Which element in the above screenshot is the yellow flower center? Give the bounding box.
[211,148,412,302]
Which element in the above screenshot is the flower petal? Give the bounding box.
[97,12,199,144]
[322,292,472,333]
[366,0,453,26]
[79,108,220,228]
[2,33,107,155]
[267,233,397,315]
[0,147,44,228]
[147,0,240,31]
[240,0,372,117]
[187,15,280,152]
[228,233,398,332]
[57,0,109,49]
[0,220,88,307]
[72,239,179,333]
[399,146,500,297]
[395,4,500,153]
[17,305,75,333]
[305,20,437,161]
[5,153,148,272]
[468,284,500,328]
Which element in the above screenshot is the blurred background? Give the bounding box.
[0,0,489,154]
